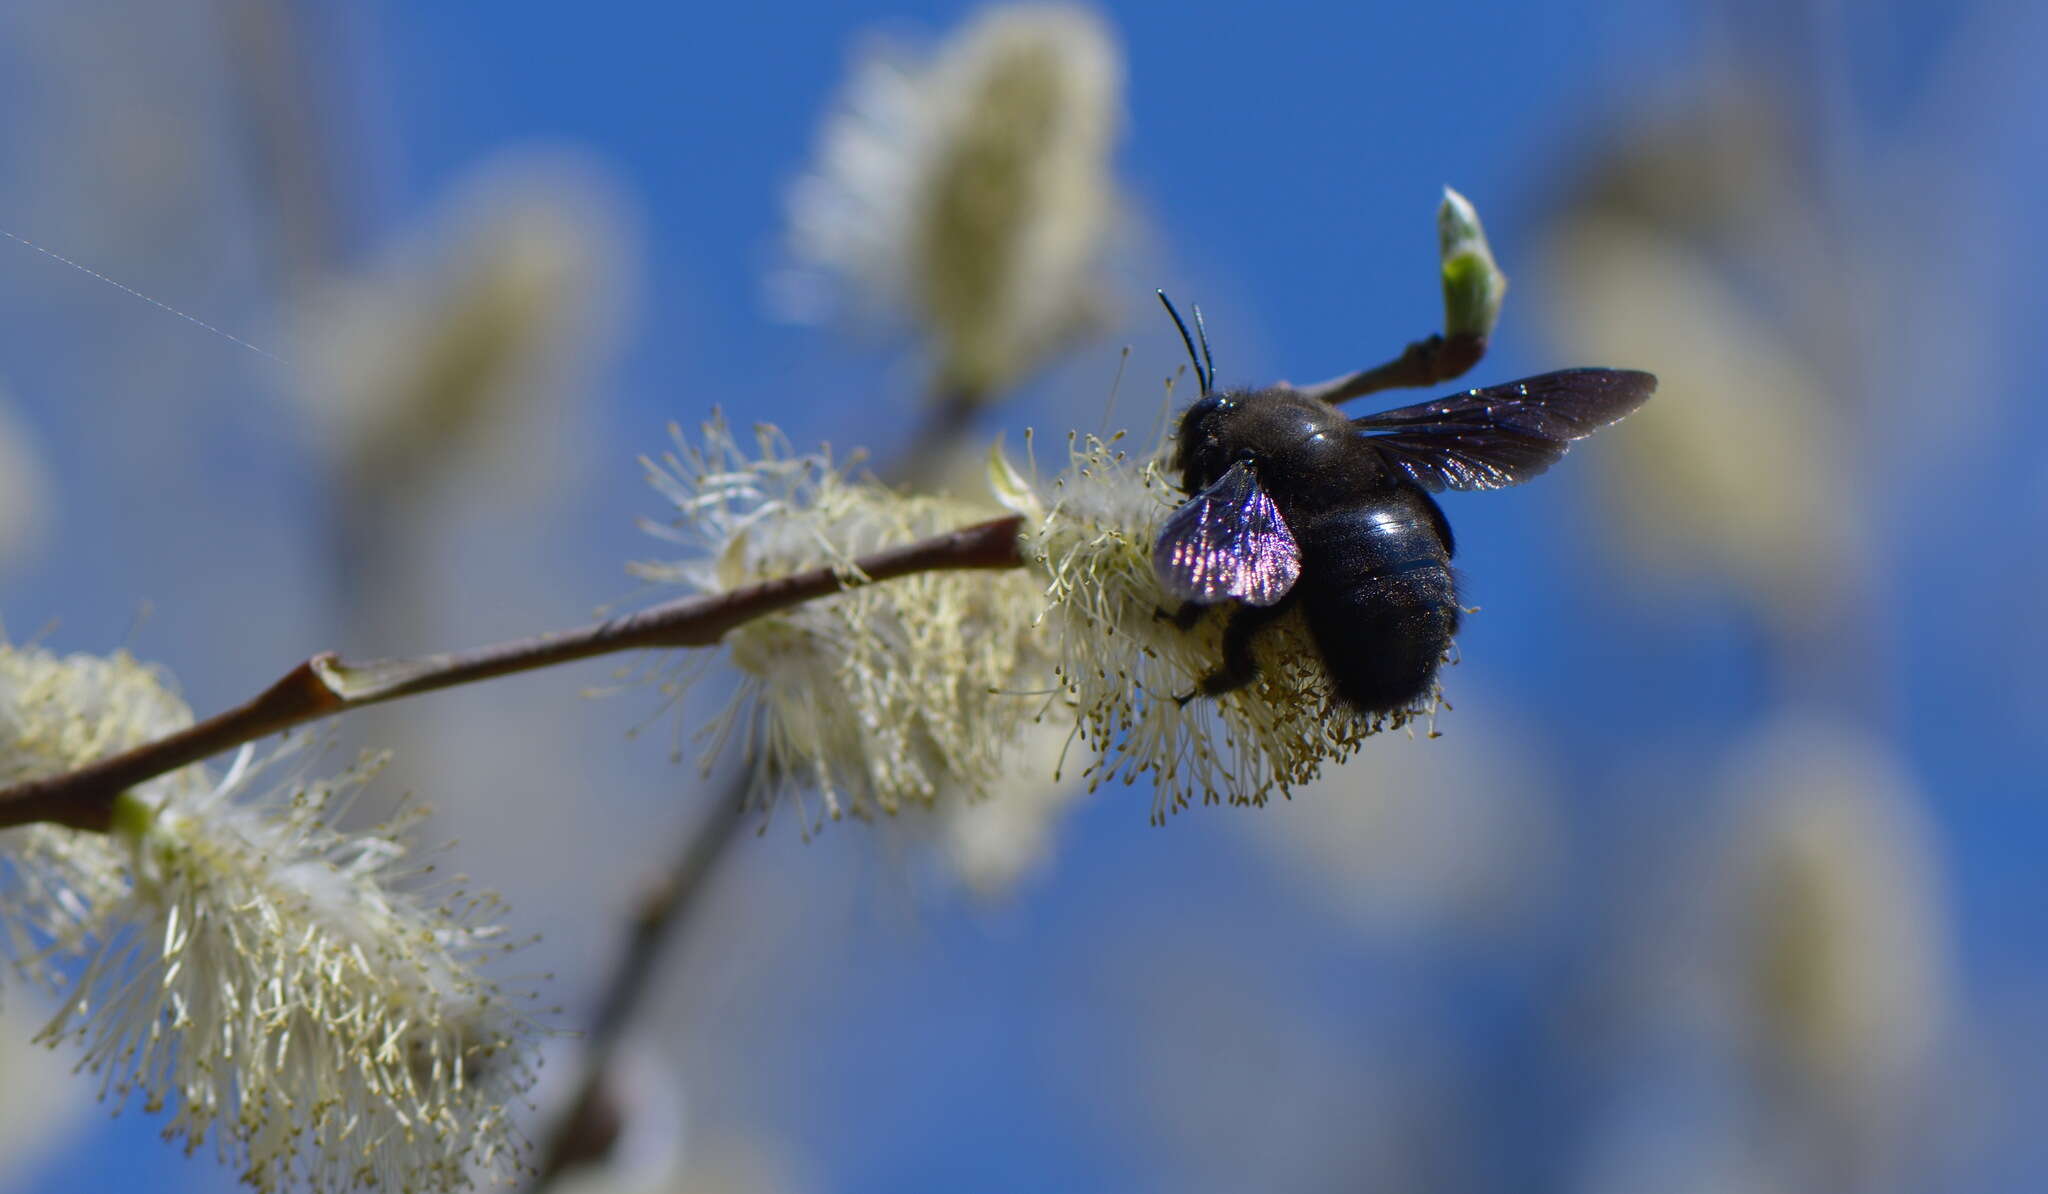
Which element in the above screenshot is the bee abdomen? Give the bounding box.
[1296,500,1459,715]
[1302,565,1458,714]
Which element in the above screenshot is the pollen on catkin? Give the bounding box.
[0,646,197,956]
[642,416,1429,827]
[0,644,535,1194]
[1007,432,1430,820]
[635,416,1050,828]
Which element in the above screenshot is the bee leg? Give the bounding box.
[1153,601,1210,631]
[1185,601,1289,702]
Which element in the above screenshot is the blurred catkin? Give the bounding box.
[294,152,629,499]
[778,4,1124,405]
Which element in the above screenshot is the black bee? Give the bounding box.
[1152,293,1656,714]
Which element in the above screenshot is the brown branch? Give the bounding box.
[0,515,1025,834]
[528,397,1013,1187]
[1291,329,1488,405]
[891,386,985,489]
[532,792,747,1181]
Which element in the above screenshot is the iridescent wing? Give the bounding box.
[1351,368,1657,491]
[1152,459,1301,606]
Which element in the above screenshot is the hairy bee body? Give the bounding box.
[1291,489,1460,713]
[1148,292,1653,719]
[1170,386,1459,714]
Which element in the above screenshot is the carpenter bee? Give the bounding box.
[1151,293,1656,714]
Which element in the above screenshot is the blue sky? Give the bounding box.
[1,1,2043,1191]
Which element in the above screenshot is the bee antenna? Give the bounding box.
[1192,303,1215,395]
[1156,289,1212,395]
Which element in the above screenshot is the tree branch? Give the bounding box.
[529,399,1013,1186]
[1291,329,1487,405]
[532,792,747,1181]
[0,515,1025,833]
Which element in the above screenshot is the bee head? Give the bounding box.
[1171,390,1242,488]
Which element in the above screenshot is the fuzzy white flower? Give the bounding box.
[635,417,1050,827]
[0,646,193,781]
[1008,432,1433,820]
[0,646,194,954]
[641,417,1429,827]
[0,645,535,1193]
[778,4,1122,400]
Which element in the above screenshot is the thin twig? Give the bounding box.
[532,792,747,1180]
[0,515,1025,833]
[891,386,984,489]
[1291,330,1488,405]
[530,394,1002,1185]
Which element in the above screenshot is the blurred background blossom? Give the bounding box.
[0,995,90,1191]
[292,150,630,506]
[0,396,52,573]
[773,4,1124,417]
[1247,700,1563,948]
[1722,716,1948,1193]
[926,719,1094,898]
[0,2,2041,1193]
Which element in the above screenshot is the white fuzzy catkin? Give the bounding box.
[0,645,534,1193]
[636,417,1050,827]
[642,419,1425,826]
